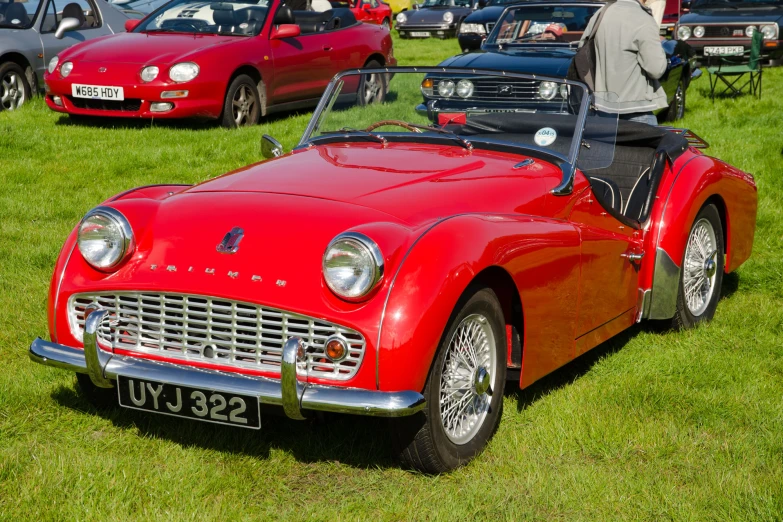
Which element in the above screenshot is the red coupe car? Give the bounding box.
[331,0,393,28]
[43,0,395,127]
[31,68,757,472]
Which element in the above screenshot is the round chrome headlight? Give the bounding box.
[693,25,705,38]
[538,81,557,100]
[761,24,777,39]
[60,61,73,78]
[396,12,406,24]
[677,25,691,40]
[140,66,159,82]
[745,25,757,37]
[438,79,455,97]
[77,207,134,271]
[456,79,474,98]
[323,233,383,301]
[443,11,453,23]
[169,62,199,83]
[48,56,59,74]
[559,83,569,99]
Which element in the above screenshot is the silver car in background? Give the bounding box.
[0,0,131,111]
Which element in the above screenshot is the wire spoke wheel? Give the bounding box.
[683,217,718,316]
[439,313,497,445]
[1,71,25,111]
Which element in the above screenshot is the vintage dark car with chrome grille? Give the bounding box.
[445,2,698,121]
[676,0,783,63]
[395,0,475,38]
[30,67,757,472]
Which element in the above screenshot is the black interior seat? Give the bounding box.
[5,2,30,25]
[62,2,86,26]
[212,6,236,27]
[273,5,295,24]
[589,176,622,213]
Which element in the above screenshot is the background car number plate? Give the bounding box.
[117,376,261,429]
[71,84,125,100]
[411,31,431,37]
[704,46,744,56]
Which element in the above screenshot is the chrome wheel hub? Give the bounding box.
[232,85,256,126]
[439,314,497,445]
[364,74,381,103]
[683,218,718,316]
[1,72,25,111]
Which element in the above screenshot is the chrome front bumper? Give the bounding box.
[29,310,425,420]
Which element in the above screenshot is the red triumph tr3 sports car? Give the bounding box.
[30,68,757,472]
[42,0,395,127]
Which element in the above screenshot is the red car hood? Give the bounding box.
[188,142,555,224]
[63,32,243,65]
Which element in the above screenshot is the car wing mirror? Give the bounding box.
[55,17,82,39]
[261,134,284,159]
[270,24,301,39]
[124,18,141,32]
[362,3,371,9]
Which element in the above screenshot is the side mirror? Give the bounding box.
[261,134,284,159]
[363,3,371,9]
[411,3,420,9]
[124,19,141,32]
[464,37,481,52]
[270,24,301,39]
[55,17,81,39]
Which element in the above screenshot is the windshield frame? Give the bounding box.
[484,2,603,46]
[298,66,594,196]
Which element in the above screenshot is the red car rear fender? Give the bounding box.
[376,214,582,392]
[646,154,757,320]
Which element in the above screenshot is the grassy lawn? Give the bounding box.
[2,35,782,520]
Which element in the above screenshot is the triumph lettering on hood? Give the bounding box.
[149,264,286,286]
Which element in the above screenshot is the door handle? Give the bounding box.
[621,251,644,262]
[323,46,333,51]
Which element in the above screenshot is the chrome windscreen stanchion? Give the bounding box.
[83,309,114,388]
[281,337,307,420]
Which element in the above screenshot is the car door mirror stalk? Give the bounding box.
[124,19,142,32]
[55,17,82,39]
[271,24,301,39]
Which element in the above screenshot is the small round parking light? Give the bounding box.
[538,81,557,100]
[693,25,705,38]
[438,80,455,97]
[324,335,349,362]
[456,79,474,98]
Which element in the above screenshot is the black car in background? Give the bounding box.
[395,0,476,38]
[676,0,782,64]
[457,0,520,50]
[440,1,698,121]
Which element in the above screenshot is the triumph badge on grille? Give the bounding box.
[216,227,244,254]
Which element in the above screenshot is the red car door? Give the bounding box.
[269,32,338,102]
[568,186,642,353]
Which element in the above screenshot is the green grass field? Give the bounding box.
[2,36,782,520]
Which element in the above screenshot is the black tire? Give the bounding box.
[357,60,387,106]
[0,61,31,112]
[672,203,724,329]
[664,77,686,122]
[392,286,507,473]
[76,373,118,410]
[220,74,261,128]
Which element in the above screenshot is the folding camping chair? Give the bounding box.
[707,29,763,100]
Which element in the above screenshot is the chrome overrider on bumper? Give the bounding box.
[29,310,425,419]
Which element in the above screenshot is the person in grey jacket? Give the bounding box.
[580,0,668,125]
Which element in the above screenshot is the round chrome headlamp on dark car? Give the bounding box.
[323,232,384,301]
[77,207,135,271]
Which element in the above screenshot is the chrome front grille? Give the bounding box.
[68,292,366,380]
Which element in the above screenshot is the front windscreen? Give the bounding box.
[485,5,601,45]
[135,0,271,36]
[301,68,617,170]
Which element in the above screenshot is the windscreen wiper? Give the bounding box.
[322,127,387,146]
[407,123,473,151]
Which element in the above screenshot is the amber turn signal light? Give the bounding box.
[325,336,348,362]
[421,78,433,89]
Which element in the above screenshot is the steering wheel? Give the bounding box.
[168,20,202,32]
[365,120,423,133]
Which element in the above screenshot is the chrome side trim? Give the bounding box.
[648,247,681,320]
[636,288,651,322]
[281,337,306,420]
[84,310,113,388]
[29,337,426,418]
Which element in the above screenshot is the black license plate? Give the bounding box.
[117,376,261,429]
